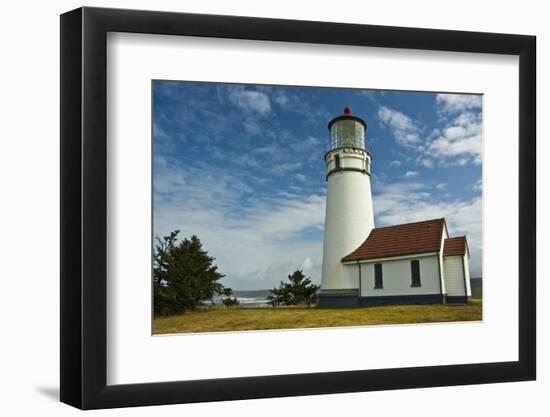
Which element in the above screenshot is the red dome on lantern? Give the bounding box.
[327,105,366,130]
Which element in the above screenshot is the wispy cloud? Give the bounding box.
[436,93,482,114]
[389,160,402,167]
[273,93,290,107]
[428,111,482,165]
[154,159,325,289]
[373,181,482,276]
[360,90,385,105]
[262,87,331,124]
[376,94,482,168]
[272,161,302,175]
[228,87,272,115]
[378,106,421,146]
[473,178,482,192]
[405,171,418,178]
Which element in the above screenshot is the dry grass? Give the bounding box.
[153,299,482,334]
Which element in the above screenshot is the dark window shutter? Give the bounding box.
[411,260,421,287]
[374,263,383,288]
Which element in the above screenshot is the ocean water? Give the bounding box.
[212,290,270,307]
[233,296,269,307]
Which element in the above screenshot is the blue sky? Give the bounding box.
[153,81,482,290]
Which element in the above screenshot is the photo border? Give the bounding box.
[60,6,536,409]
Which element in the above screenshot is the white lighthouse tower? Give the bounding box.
[319,106,375,307]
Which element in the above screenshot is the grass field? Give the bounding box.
[153,300,482,334]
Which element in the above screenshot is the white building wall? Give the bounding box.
[357,255,441,297]
[321,149,374,290]
[338,263,361,289]
[439,227,448,294]
[463,254,472,296]
[443,256,467,296]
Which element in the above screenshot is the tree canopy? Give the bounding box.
[267,270,320,307]
[153,230,231,316]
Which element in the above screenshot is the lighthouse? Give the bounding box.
[319,106,375,307]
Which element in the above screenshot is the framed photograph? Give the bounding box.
[60,6,536,409]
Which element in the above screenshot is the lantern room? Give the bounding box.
[327,106,367,150]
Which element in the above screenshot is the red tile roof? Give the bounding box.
[342,218,446,262]
[443,236,468,256]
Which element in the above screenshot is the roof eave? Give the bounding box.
[342,250,440,264]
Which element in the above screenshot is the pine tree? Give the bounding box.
[153,230,229,316]
[267,270,320,307]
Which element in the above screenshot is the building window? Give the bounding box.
[374,263,383,289]
[334,154,341,169]
[411,260,421,287]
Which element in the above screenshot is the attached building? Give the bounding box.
[320,218,471,307]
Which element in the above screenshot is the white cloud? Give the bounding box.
[376,95,482,168]
[153,158,186,194]
[436,93,482,114]
[428,111,482,165]
[378,106,420,146]
[436,182,448,190]
[228,88,272,115]
[265,89,331,123]
[373,181,482,277]
[242,118,263,135]
[473,178,482,192]
[419,158,434,168]
[360,90,379,104]
[272,162,302,175]
[274,93,290,107]
[389,160,402,167]
[154,160,325,290]
[302,257,314,270]
[405,171,418,177]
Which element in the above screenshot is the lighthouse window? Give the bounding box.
[411,260,421,287]
[334,154,341,169]
[374,263,383,289]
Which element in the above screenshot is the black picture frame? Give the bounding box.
[60,6,536,410]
